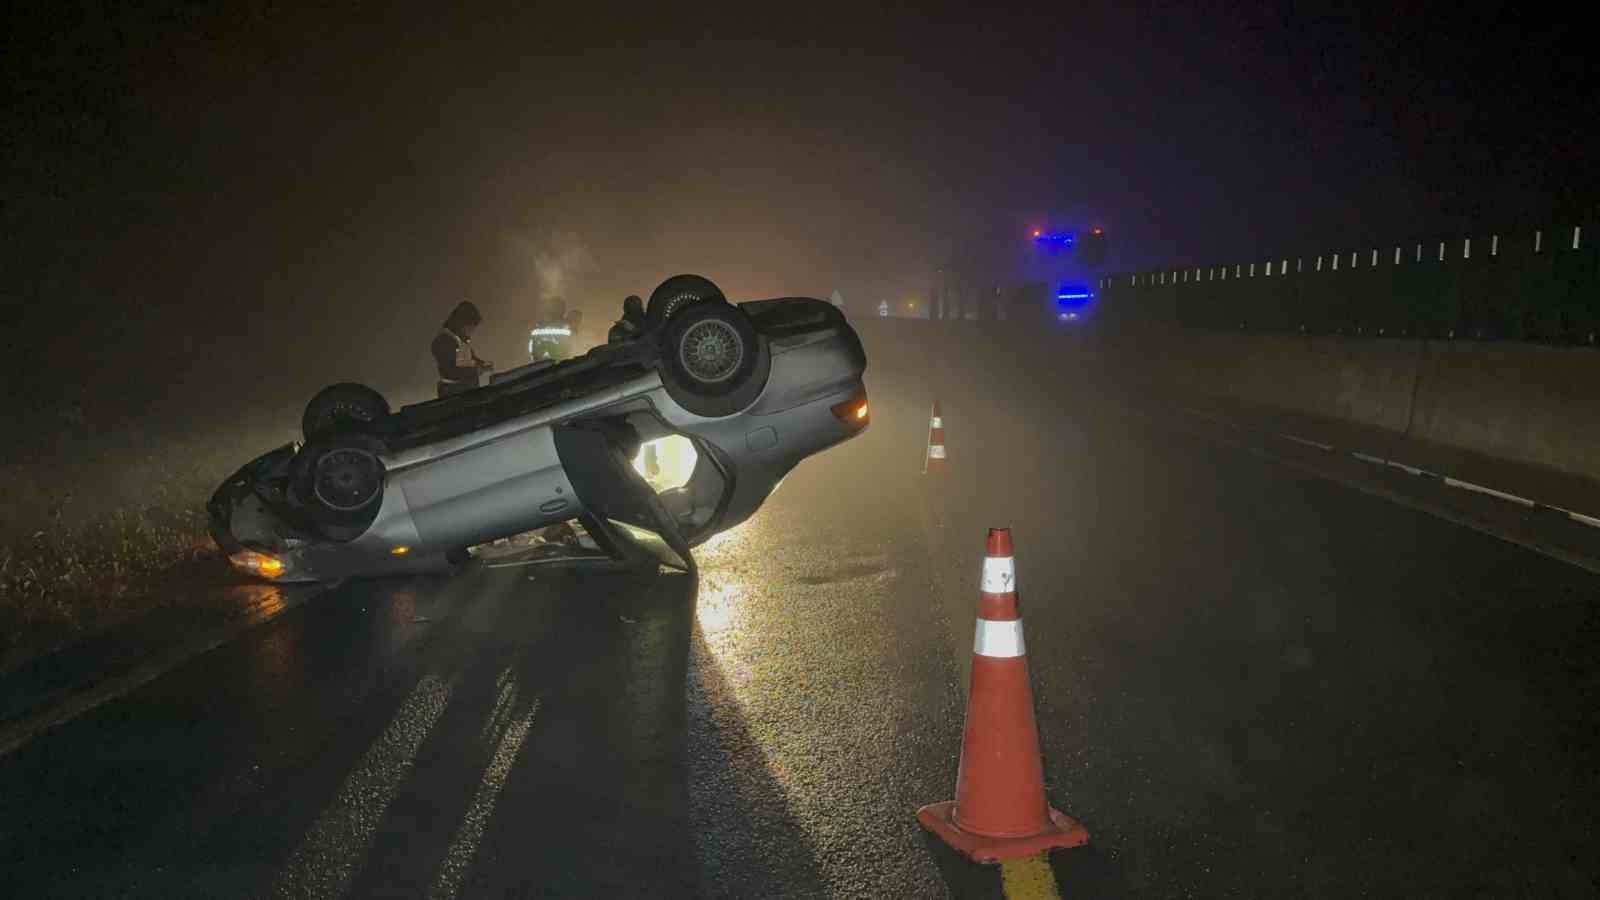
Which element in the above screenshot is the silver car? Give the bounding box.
[209,275,870,582]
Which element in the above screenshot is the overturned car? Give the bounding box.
[209,275,869,582]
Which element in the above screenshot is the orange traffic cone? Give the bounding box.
[923,401,948,474]
[917,527,1088,863]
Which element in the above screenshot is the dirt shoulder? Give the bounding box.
[0,334,442,672]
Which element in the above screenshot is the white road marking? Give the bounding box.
[1567,510,1600,530]
[1279,434,1334,451]
[1443,477,1537,507]
[1196,414,1594,530]
[0,581,339,758]
[269,674,455,899]
[430,678,539,900]
[1133,405,1600,574]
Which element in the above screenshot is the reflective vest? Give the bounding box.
[439,328,476,383]
[528,322,574,359]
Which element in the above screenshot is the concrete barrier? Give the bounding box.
[1105,331,1600,484]
[1152,332,1422,433]
[851,318,1600,486]
[1407,341,1600,481]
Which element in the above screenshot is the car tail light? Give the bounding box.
[228,550,286,579]
[830,389,870,428]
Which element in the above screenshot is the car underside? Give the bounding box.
[209,275,870,583]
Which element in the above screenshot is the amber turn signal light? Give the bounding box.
[228,550,286,579]
[830,389,870,428]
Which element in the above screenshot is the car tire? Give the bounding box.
[290,431,388,532]
[658,301,770,417]
[646,274,726,328]
[303,383,390,441]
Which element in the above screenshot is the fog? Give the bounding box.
[4,3,1596,405]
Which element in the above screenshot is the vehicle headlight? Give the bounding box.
[228,549,287,579]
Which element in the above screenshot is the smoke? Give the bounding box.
[503,229,596,303]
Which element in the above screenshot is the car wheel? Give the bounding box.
[659,302,770,417]
[290,431,387,532]
[303,383,390,441]
[646,274,726,328]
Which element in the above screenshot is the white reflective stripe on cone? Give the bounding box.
[930,417,943,428]
[927,445,946,459]
[980,555,1015,593]
[973,618,1026,658]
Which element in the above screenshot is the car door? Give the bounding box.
[551,422,695,574]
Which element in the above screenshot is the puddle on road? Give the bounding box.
[218,581,289,621]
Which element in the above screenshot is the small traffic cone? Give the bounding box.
[923,401,948,474]
[917,527,1088,863]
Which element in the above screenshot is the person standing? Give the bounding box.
[608,294,646,343]
[528,297,574,361]
[433,301,493,398]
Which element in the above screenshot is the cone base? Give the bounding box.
[916,801,1088,864]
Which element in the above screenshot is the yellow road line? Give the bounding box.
[1001,854,1063,900]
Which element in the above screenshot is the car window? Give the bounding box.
[632,435,698,492]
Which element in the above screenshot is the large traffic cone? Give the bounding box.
[917,528,1088,863]
[923,400,948,474]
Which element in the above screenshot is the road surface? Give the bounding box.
[3,334,1598,898]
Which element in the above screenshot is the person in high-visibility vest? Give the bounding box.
[432,301,493,399]
[528,297,575,361]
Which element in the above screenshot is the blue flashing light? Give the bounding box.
[1055,282,1095,310]
[1034,230,1076,246]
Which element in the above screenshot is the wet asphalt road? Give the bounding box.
[4,330,1600,898]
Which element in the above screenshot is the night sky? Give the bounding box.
[4,2,1595,356]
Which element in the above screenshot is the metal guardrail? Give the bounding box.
[1098,226,1598,344]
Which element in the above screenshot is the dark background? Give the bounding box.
[4,1,1596,407]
